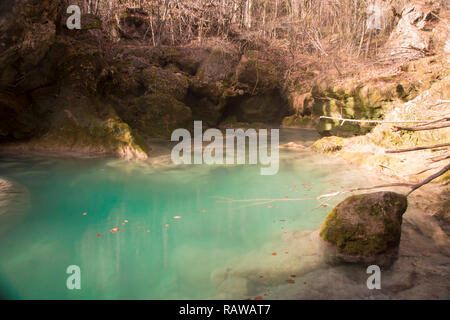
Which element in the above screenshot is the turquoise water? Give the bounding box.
[0,129,372,299]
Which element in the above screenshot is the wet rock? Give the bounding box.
[311,136,344,153]
[279,142,307,150]
[320,191,408,261]
[0,178,30,235]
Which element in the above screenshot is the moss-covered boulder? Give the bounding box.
[33,112,149,159]
[196,48,238,83]
[139,66,189,101]
[234,50,280,94]
[118,93,192,138]
[311,136,344,153]
[320,192,408,259]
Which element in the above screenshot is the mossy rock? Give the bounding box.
[320,191,408,257]
[119,93,192,138]
[138,66,189,101]
[311,136,344,153]
[219,116,266,129]
[310,78,406,137]
[33,112,148,159]
[196,48,237,83]
[234,50,280,94]
[282,115,314,128]
[81,14,102,30]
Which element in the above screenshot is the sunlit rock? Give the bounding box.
[320,191,408,262]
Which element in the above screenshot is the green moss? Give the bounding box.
[319,192,407,256]
[139,66,189,101]
[219,116,266,129]
[234,50,279,93]
[282,115,314,127]
[82,14,102,30]
[311,136,344,153]
[118,93,192,138]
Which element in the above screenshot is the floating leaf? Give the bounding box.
[286,279,295,284]
[272,252,277,256]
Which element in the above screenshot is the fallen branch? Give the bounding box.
[406,164,450,196]
[319,116,431,124]
[408,165,442,176]
[429,153,450,163]
[214,163,449,209]
[393,122,450,131]
[412,115,450,127]
[385,142,450,153]
[317,183,413,200]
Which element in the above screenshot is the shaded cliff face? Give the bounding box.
[0,1,293,158]
[0,1,143,158]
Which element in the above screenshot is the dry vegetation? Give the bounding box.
[71,0,410,56]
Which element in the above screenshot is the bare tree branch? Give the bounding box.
[406,164,450,196]
[385,143,450,154]
[393,122,450,131]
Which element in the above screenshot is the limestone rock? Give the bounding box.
[311,136,344,153]
[196,48,238,83]
[234,50,280,94]
[320,191,408,257]
[118,93,192,138]
[383,4,439,60]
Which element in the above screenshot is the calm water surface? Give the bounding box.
[0,129,373,299]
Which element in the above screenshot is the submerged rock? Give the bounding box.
[319,191,408,260]
[0,178,30,235]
